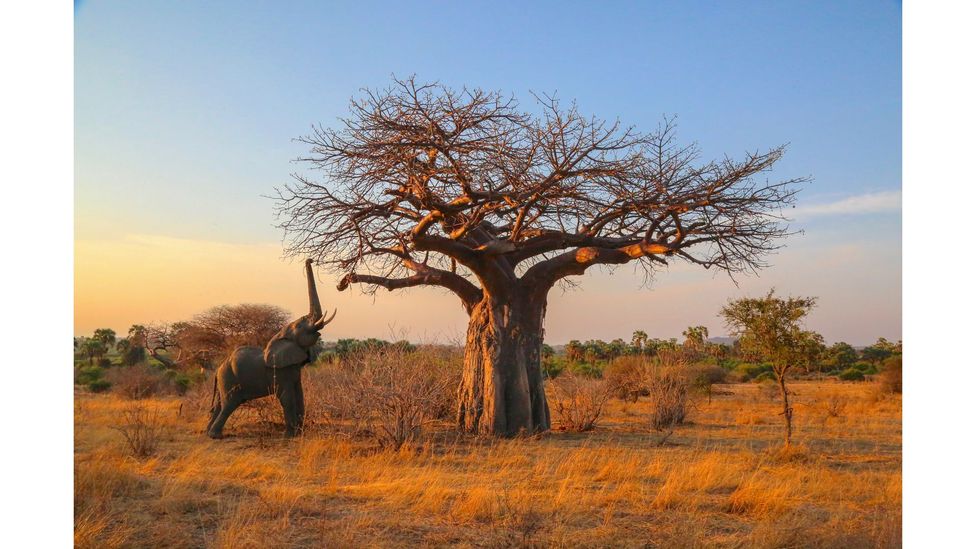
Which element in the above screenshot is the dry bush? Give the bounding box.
[647,368,689,432]
[822,391,847,418]
[235,396,285,440]
[113,405,165,458]
[654,347,687,368]
[314,346,459,449]
[178,374,215,422]
[104,364,169,399]
[755,379,780,401]
[550,373,614,432]
[879,355,902,394]
[604,356,650,402]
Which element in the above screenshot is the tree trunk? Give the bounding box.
[457,293,551,436]
[777,373,793,447]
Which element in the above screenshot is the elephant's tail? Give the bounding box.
[209,373,219,409]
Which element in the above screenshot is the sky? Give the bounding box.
[75,1,901,345]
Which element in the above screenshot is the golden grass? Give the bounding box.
[75,381,901,547]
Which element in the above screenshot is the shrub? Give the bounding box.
[75,365,105,386]
[838,368,865,382]
[162,370,193,395]
[689,364,728,385]
[104,364,172,399]
[753,371,776,382]
[718,358,741,371]
[852,361,874,373]
[604,356,649,402]
[756,379,780,401]
[647,368,689,431]
[822,392,846,418]
[113,405,164,458]
[87,379,112,393]
[541,357,565,379]
[567,361,604,379]
[688,364,728,402]
[314,346,459,449]
[97,357,112,368]
[734,362,773,382]
[879,355,902,394]
[549,373,613,432]
[120,345,147,366]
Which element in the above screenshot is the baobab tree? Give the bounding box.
[276,77,803,436]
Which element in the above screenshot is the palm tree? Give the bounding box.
[631,330,648,354]
[682,326,709,351]
[81,339,107,365]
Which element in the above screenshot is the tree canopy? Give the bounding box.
[275,77,803,311]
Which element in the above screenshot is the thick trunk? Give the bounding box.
[457,292,550,436]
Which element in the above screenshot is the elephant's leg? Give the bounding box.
[276,386,299,437]
[295,380,306,431]
[206,397,221,433]
[208,392,244,439]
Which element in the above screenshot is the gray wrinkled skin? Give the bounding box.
[206,260,335,438]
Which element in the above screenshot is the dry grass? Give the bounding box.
[75,380,901,547]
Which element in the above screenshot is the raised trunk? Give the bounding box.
[305,259,323,319]
[457,290,550,436]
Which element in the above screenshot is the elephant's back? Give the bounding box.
[224,346,267,385]
[229,346,264,365]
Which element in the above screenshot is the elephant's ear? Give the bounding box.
[263,338,308,369]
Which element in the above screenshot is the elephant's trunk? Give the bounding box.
[305,259,323,320]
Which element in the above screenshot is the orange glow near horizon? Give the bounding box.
[75,232,901,346]
[74,234,472,342]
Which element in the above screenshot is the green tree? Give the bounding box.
[541,343,555,359]
[861,337,896,364]
[826,342,857,371]
[631,330,648,354]
[721,289,817,447]
[796,331,827,372]
[609,338,628,359]
[80,339,107,365]
[566,340,584,362]
[92,328,117,349]
[682,325,709,351]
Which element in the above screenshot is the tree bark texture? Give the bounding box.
[778,374,793,447]
[457,292,550,436]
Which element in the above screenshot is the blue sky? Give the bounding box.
[75,1,901,344]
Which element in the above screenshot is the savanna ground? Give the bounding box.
[75,378,900,548]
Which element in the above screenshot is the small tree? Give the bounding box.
[721,290,817,447]
[879,355,902,394]
[826,342,857,371]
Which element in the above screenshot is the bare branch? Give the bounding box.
[275,77,803,306]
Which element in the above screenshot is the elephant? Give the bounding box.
[206,259,336,439]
